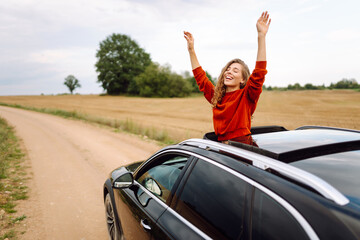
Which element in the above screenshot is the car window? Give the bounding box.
[252,188,310,240]
[174,158,247,240]
[137,154,188,203]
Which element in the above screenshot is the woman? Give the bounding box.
[184,11,271,143]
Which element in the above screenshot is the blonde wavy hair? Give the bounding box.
[211,58,250,108]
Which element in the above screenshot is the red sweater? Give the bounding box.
[193,61,267,141]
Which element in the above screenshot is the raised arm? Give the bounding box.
[184,31,201,70]
[256,11,271,61]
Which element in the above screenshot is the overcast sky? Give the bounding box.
[1,0,360,95]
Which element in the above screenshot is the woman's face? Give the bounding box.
[224,62,244,92]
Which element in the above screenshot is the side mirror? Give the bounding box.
[111,167,134,189]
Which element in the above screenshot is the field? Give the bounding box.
[0,90,359,142]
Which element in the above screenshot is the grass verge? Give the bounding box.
[0,103,175,145]
[0,117,28,240]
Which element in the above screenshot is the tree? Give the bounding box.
[95,33,151,95]
[330,78,359,89]
[133,63,192,97]
[64,75,81,94]
[287,83,303,90]
[263,85,272,91]
[304,83,318,90]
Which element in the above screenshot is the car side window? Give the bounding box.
[137,154,188,203]
[252,188,310,240]
[174,158,248,240]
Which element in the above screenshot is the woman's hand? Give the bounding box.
[256,11,271,37]
[183,31,200,70]
[184,31,195,52]
[256,12,270,61]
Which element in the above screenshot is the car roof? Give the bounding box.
[181,126,360,206]
[251,128,360,203]
[291,150,360,205]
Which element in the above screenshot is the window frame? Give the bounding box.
[172,156,252,240]
[172,153,319,240]
[134,149,195,206]
[250,187,312,240]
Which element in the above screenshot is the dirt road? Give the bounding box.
[0,106,161,239]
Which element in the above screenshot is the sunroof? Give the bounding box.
[229,129,360,163]
[252,129,360,154]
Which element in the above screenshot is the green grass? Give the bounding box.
[11,215,27,224]
[0,102,175,144]
[0,117,28,239]
[1,202,16,213]
[0,230,15,240]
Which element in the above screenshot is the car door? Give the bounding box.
[250,187,314,240]
[158,156,253,240]
[114,151,191,240]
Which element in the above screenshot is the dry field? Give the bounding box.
[0,90,359,142]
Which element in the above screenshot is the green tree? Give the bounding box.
[134,63,192,97]
[64,75,81,94]
[304,83,318,90]
[330,78,359,89]
[287,83,303,90]
[263,85,272,91]
[95,33,151,95]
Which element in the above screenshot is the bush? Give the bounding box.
[134,63,192,97]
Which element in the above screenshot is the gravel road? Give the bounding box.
[0,106,160,239]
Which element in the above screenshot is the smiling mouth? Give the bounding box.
[225,76,233,80]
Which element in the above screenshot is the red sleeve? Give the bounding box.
[246,61,267,103]
[192,66,215,103]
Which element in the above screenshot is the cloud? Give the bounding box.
[0,0,360,95]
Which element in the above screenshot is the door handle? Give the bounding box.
[140,219,152,231]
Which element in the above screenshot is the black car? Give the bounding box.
[103,125,360,240]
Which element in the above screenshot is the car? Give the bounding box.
[103,125,360,240]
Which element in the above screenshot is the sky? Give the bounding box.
[1,0,360,95]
